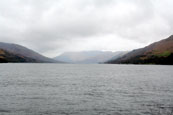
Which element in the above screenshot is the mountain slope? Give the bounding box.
[54,51,127,64]
[0,49,38,63]
[107,35,173,65]
[0,42,58,63]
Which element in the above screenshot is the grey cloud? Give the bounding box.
[0,0,172,57]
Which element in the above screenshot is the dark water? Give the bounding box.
[0,64,173,115]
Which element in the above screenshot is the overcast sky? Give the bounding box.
[0,0,173,57]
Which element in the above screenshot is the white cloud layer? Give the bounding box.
[0,0,173,57]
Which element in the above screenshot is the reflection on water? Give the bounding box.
[0,64,173,115]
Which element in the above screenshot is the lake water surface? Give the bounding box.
[0,64,173,115]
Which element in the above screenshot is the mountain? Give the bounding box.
[54,51,127,64]
[0,49,38,63]
[106,35,173,65]
[0,42,58,63]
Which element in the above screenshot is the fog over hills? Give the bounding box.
[1,34,172,64]
[54,51,127,64]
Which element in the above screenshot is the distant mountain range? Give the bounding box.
[1,35,172,64]
[106,35,173,65]
[54,51,127,64]
[0,42,58,63]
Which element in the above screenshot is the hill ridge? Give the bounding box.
[106,35,173,65]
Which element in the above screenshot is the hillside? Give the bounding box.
[0,42,58,63]
[0,49,38,63]
[106,35,173,65]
